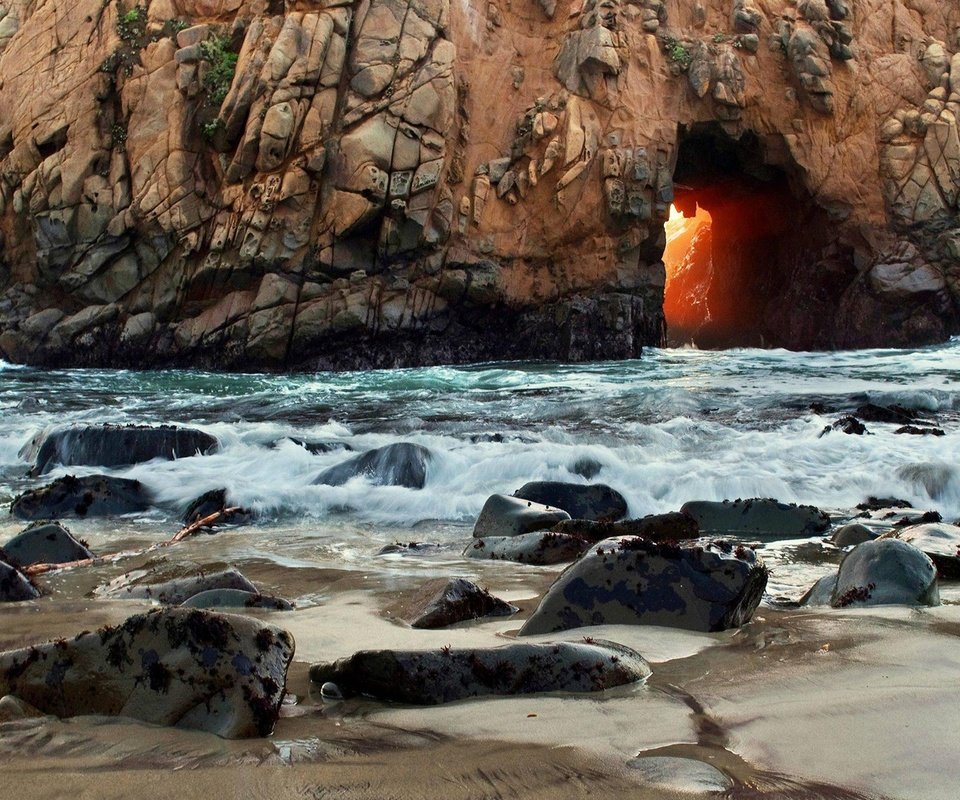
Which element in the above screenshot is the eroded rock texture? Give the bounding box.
[0,0,958,367]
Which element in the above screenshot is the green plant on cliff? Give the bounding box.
[664,37,693,70]
[117,5,146,43]
[200,35,238,107]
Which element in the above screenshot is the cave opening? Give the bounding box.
[663,123,837,349]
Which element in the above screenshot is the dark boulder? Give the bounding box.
[463,532,590,564]
[854,403,919,425]
[283,438,354,454]
[309,639,650,704]
[881,523,960,579]
[180,589,294,611]
[856,497,912,512]
[314,443,432,489]
[10,475,152,520]
[819,416,868,436]
[513,481,628,522]
[181,488,252,526]
[1,521,93,567]
[104,567,258,605]
[552,512,699,543]
[680,498,830,539]
[569,457,603,479]
[376,541,442,555]
[0,608,294,737]
[519,537,767,635]
[400,578,517,628]
[894,425,945,436]
[830,523,878,548]
[0,561,40,602]
[472,494,570,538]
[26,424,218,476]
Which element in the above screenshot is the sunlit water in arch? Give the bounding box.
[1,339,959,601]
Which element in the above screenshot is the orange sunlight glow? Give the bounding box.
[663,203,711,283]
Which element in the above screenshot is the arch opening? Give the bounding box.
[662,123,849,349]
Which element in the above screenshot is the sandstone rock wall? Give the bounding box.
[0,0,957,368]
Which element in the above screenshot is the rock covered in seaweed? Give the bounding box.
[680,498,830,539]
[463,531,589,564]
[519,536,767,635]
[552,512,699,543]
[0,608,294,737]
[472,494,570,538]
[513,481,628,522]
[10,475,152,520]
[309,639,650,704]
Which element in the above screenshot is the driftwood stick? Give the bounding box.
[168,507,243,544]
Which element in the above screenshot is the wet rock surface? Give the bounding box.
[180,588,294,611]
[400,578,516,628]
[680,498,830,539]
[512,481,627,522]
[0,608,294,738]
[1,521,93,567]
[315,443,432,489]
[102,567,259,605]
[181,489,252,526]
[25,425,219,476]
[463,532,589,565]
[520,537,768,635]
[10,475,153,520]
[472,494,570,538]
[881,523,960,578]
[552,512,700,543]
[0,560,41,602]
[309,639,650,704]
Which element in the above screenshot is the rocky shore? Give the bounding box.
[1,417,959,798]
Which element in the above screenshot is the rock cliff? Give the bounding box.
[0,0,958,368]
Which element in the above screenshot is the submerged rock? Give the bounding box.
[513,481,627,522]
[819,416,868,436]
[181,488,252,526]
[831,523,878,548]
[26,424,218,476]
[180,589,294,611]
[519,537,767,635]
[401,578,516,628]
[314,443,432,489]
[463,532,589,564]
[1,521,93,567]
[10,475,152,520]
[680,498,830,539]
[284,438,354,454]
[552,512,699,543]
[309,639,650,704]
[472,494,570,538]
[104,568,259,605]
[896,462,957,501]
[0,608,294,738]
[882,523,960,579]
[854,403,919,425]
[803,539,939,607]
[0,561,41,602]
[627,756,733,794]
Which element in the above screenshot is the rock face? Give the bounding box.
[519,536,767,635]
[10,475,152,520]
[0,0,957,368]
[314,443,431,489]
[680,498,830,539]
[25,425,218,476]
[309,639,650,704]
[1,521,93,567]
[513,481,628,521]
[0,608,294,738]
[472,494,571,538]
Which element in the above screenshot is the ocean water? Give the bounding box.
[1,341,959,601]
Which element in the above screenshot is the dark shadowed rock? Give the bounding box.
[27,424,219,476]
[314,443,432,489]
[881,523,960,579]
[104,568,258,605]
[0,608,294,738]
[519,537,767,635]
[895,425,945,436]
[680,498,830,539]
[472,494,570,538]
[463,532,589,565]
[10,475,152,520]
[376,541,442,555]
[831,523,879,548]
[0,561,40,602]
[180,589,294,611]
[513,481,628,522]
[819,416,868,436]
[854,403,919,425]
[553,512,699,543]
[400,578,516,628]
[1,521,93,567]
[856,497,912,512]
[181,489,253,526]
[570,457,603,479]
[309,639,650,704]
[892,510,942,527]
[283,438,354,454]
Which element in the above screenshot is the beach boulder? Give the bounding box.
[0,608,294,737]
[472,494,570,538]
[314,443,432,489]
[180,589,294,611]
[102,567,259,605]
[399,578,516,628]
[181,489,252,526]
[519,537,767,635]
[25,424,218,476]
[513,481,628,522]
[680,498,830,539]
[831,523,879,548]
[880,523,960,579]
[1,521,93,567]
[0,561,40,602]
[464,532,589,564]
[553,512,699,543]
[10,475,152,520]
[309,639,650,704]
